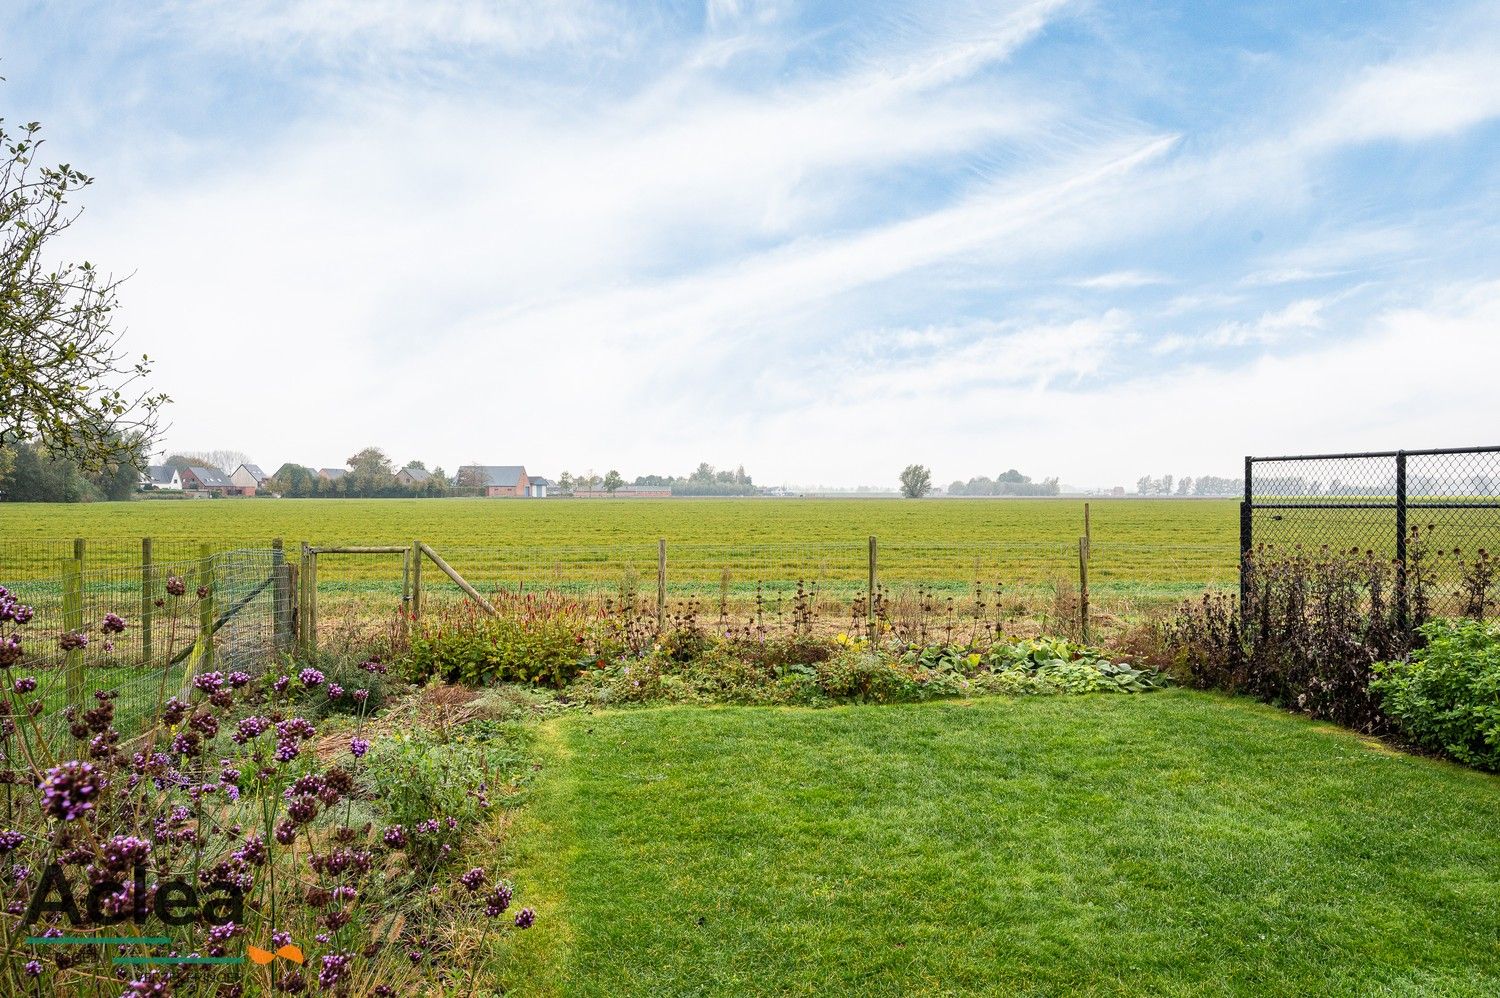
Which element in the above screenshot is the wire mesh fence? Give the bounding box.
[1244,446,1500,621]
[2,548,292,747]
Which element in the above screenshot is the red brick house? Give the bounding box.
[460,465,530,497]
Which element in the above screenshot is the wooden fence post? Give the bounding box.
[199,543,215,672]
[1078,536,1090,644]
[867,535,878,643]
[271,538,292,653]
[656,538,667,633]
[63,553,84,712]
[141,537,154,667]
[411,539,423,621]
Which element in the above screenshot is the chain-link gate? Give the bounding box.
[1241,446,1500,624]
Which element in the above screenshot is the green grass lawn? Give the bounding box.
[502,691,1500,996]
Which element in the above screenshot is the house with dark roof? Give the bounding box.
[396,466,432,487]
[459,465,530,497]
[230,463,269,495]
[181,466,233,494]
[141,465,182,491]
[318,468,348,482]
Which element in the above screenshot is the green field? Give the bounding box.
[0,497,1239,590]
[503,693,1500,996]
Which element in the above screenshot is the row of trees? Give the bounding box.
[265,448,450,498]
[553,463,757,497]
[947,469,1061,497]
[0,439,142,502]
[1135,475,1244,496]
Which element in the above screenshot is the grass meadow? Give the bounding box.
[503,692,1500,996]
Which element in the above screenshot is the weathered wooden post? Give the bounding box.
[141,537,154,666]
[1078,536,1090,644]
[867,535,878,643]
[199,543,215,671]
[411,539,423,622]
[656,538,667,633]
[63,552,84,712]
[1083,502,1091,560]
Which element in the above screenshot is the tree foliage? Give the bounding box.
[899,464,932,499]
[0,116,167,471]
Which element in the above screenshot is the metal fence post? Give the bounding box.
[1395,450,1408,630]
[141,537,154,666]
[657,538,667,633]
[867,535,878,643]
[198,543,215,672]
[1239,455,1253,618]
[271,538,292,653]
[306,548,318,658]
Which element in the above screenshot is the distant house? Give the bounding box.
[459,465,530,497]
[230,463,269,496]
[396,467,431,487]
[181,466,233,495]
[573,484,672,498]
[318,468,348,482]
[141,465,182,491]
[526,477,550,498]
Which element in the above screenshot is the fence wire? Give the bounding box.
[3,549,290,747]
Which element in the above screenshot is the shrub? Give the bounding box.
[405,608,588,687]
[1372,619,1500,771]
[1163,545,1411,732]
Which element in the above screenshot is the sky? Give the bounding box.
[3,0,1498,489]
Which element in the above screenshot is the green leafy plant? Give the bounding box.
[1372,618,1500,771]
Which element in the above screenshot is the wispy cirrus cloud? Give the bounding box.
[1,0,1497,486]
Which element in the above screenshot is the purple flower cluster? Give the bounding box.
[0,587,35,624]
[349,737,370,759]
[99,834,152,871]
[382,824,407,849]
[101,612,127,634]
[318,952,353,990]
[459,866,486,891]
[165,575,187,597]
[39,761,104,821]
[515,907,536,929]
[484,882,512,918]
[0,829,24,852]
[58,630,89,651]
[12,675,36,695]
[299,668,325,688]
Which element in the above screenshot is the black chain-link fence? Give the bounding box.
[1242,446,1500,622]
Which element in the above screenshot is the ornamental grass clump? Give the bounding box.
[0,584,532,996]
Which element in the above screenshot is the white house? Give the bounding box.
[526,477,550,498]
[141,465,182,491]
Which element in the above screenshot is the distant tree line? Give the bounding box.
[556,462,757,496]
[264,448,451,498]
[1135,475,1244,496]
[946,469,1060,497]
[0,438,142,502]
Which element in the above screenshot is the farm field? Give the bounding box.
[0,497,1239,590]
[502,693,1500,996]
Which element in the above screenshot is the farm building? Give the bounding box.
[230,463,269,495]
[460,465,531,497]
[526,477,551,498]
[573,484,673,498]
[180,466,234,495]
[396,466,431,486]
[141,465,182,491]
[319,468,348,482]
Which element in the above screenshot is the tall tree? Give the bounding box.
[0,115,167,471]
[899,464,932,499]
[603,469,624,494]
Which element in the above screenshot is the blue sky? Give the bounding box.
[3,0,1498,488]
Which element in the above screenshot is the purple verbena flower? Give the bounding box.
[39,761,104,821]
[349,737,369,759]
[515,907,536,929]
[298,668,324,688]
